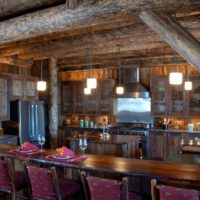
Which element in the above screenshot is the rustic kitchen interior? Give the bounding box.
[0,0,200,200]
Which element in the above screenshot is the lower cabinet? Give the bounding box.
[149,133,168,160]
[149,132,199,161]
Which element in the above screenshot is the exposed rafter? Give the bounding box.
[140,11,200,71]
[0,0,199,45]
[0,56,33,67]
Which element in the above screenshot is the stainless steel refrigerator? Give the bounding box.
[2,100,45,145]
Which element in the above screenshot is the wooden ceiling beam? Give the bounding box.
[140,11,200,71]
[0,0,65,20]
[0,0,199,45]
[58,54,187,69]
[3,15,199,60]
[0,56,33,67]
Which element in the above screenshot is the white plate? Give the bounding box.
[16,149,37,153]
[52,155,73,160]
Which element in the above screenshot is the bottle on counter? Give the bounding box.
[89,121,94,128]
[85,120,89,128]
[80,119,84,128]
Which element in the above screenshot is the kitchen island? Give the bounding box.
[67,134,141,158]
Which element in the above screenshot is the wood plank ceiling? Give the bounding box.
[0,0,200,70]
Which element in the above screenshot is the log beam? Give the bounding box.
[0,0,64,20]
[49,57,58,148]
[0,56,33,67]
[6,16,200,60]
[139,11,200,71]
[0,0,200,45]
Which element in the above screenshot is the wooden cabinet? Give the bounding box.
[10,75,38,101]
[99,80,114,114]
[73,81,85,114]
[149,133,168,160]
[61,82,73,114]
[85,85,99,114]
[151,77,169,115]
[0,76,9,120]
[24,77,38,100]
[149,132,200,161]
[61,79,114,115]
[188,76,200,116]
[151,76,187,116]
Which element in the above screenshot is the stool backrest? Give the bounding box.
[26,165,60,200]
[151,179,200,200]
[0,158,15,194]
[80,172,129,200]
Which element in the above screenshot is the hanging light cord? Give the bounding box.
[40,60,43,81]
[117,44,122,85]
[89,32,93,78]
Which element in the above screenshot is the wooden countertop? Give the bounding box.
[66,134,140,144]
[1,144,200,182]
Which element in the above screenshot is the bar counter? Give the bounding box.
[0,144,200,182]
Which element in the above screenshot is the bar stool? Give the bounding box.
[0,157,28,200]
[80,171,141,200]
[151,179,200,200]
[25,165,81,200]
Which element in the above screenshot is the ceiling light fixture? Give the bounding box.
[86,32,97,89]
[84,87,91,95]
[169,52,183,85]
[184,66,192,91]
[116,44,124,95]
[37,60,47,91]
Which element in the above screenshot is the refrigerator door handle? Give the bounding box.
[35,104,38,137]
[29,104,32,138]
[31,104,34,138]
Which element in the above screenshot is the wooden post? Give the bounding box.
[139,11,200,71]
[49,57,59,148]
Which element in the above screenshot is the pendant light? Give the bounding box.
[184,66,192,91]
[116,44,124,95]
[169,52,183,85]
[84,87,91,95]
[86,32,97,89]
[37,60,47,91]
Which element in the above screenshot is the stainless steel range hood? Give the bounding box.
[116,67,150,98]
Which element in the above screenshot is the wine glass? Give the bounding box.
[79,137,87,157]
[38,135,45,151]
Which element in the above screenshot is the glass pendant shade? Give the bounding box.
[37,60,47,91]
[37,81,47,91]
[184,81,192,91]
[84,87,91,95]
[169,72,183,85]
[116,86,124,95]
[87,78,97,89]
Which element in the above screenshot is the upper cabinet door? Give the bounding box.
[0,76,9,120]
[10,75,38,101]
[73,81,85,114]
[151,76,188,116]
[61,82,73,114]
[188,76,200,116]
[168,82,187,116]
[24,78,38,100]
[10,76,24,100]
[99,80,114,114]
[151,77,169,116]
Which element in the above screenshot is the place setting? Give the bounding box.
[45,137,88,163]
[8,134,46,156]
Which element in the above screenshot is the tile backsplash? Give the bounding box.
[154,117,200,131]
